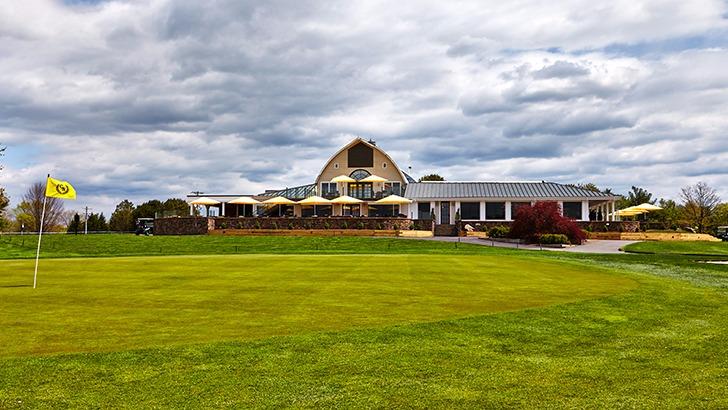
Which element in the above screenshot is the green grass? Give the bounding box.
[0,254,634,357]
[0,234,497,259]
[624,240,728,256]
[1,235,727,407]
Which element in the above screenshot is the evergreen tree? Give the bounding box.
[109,200,136,232]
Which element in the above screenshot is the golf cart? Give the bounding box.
[135,218,154,236]
[717,226,728,241]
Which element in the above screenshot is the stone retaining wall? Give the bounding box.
[457,220,640,233]
[154,217,214,235]
[154,216,414,235]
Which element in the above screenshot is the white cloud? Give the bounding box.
[1,0,728,215]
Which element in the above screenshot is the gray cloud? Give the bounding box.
[1,0,728,215]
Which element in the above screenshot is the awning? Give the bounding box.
[375,195,412,205]
[330,195,363,204]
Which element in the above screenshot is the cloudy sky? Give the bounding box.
[1,0,728,215]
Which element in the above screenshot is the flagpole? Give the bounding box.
[33,174,50,289]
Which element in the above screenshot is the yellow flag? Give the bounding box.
[45,177,77,199]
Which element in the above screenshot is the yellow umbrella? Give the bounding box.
[190,197,220,217]
[360,174,387,183]
[330,195,363,204]
[262,196,296,205]
[633,203,663,211]
[228,196,260,205]
[297,196,332,205]
[228,196,260,217]
[331,175,356,183]
[375,194,412,204]
[190,197,220,205]
[262,196,296,216]
[298,196,332,216]
[375,194,411,217]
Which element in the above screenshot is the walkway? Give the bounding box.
[401,236,638,254]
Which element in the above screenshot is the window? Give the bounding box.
[460,202,480,220]
[418,202,431,219]
[321,182,337,196]
[348,182,373,199]
[486,202,506,220]
[334,163,339,169]
[382,162,387,169]
[349,169,371,181]
[348,142,374,167]
[510,202,531,219]
[563,201,582,220]
[384,182,402,196]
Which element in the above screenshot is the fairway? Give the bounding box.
[0,254,635,357]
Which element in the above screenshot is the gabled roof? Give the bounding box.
[405,182,617,200]
[314,137,410,184]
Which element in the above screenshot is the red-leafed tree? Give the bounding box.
[509,201,587,244]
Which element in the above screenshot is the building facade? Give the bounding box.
[187,137,619,222]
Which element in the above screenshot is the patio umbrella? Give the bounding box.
[262,196,296,216]
[375,194,412,216]
[229,196,260,217]
[633,203,663,211]
[360,174,387,183]
[330,195,363,204]
[297,195,332,216]
[330,175,356,183]
[190,197,220,217]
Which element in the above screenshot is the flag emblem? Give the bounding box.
[45,177,77,199]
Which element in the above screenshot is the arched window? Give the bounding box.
[349,169,371,181]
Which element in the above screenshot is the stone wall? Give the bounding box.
[154,217,214,235]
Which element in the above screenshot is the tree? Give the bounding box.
[509,201,587,244]
[22,182,66,232]
[0,146,8,229]
[87,212,108,232]
[12,201,35,232]
[109,200,136,232]
[681,182,720,233]
[652,199,683,230]
[418,174,445,182]
[711,203,728,230]
[68,213,81,234]
[620,186,655,207]
[163,198,190,216]
[574,183,614,195]
[133,199,164,219]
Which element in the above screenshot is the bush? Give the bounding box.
[538,234,569,244]
[510,201,587,244]
[488,225,510,238]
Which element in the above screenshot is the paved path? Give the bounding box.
[400,236,639,254]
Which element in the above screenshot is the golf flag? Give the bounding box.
[45,177,76,200]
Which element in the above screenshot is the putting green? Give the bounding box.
[0,254,636,357]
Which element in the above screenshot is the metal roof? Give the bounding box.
[405,182,617,200]
[259,183,316,200]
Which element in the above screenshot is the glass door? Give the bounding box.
[440,201,450,224]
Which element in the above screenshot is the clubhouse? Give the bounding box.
[187,138,620,224]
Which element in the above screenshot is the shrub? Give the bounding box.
[219,222,228,229]
[538,233,569,244]
[357,221,365,230]
[272,221,278,230]
[342,221,349,229]
[488,225,510,238]
[254,220,261,229]
[323,222,331,230]
[510,201,586,244]
[288,222,294,230]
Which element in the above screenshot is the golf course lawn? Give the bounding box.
[624,240,728,256]
[1,254,636,357]
[1,235,727,407]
